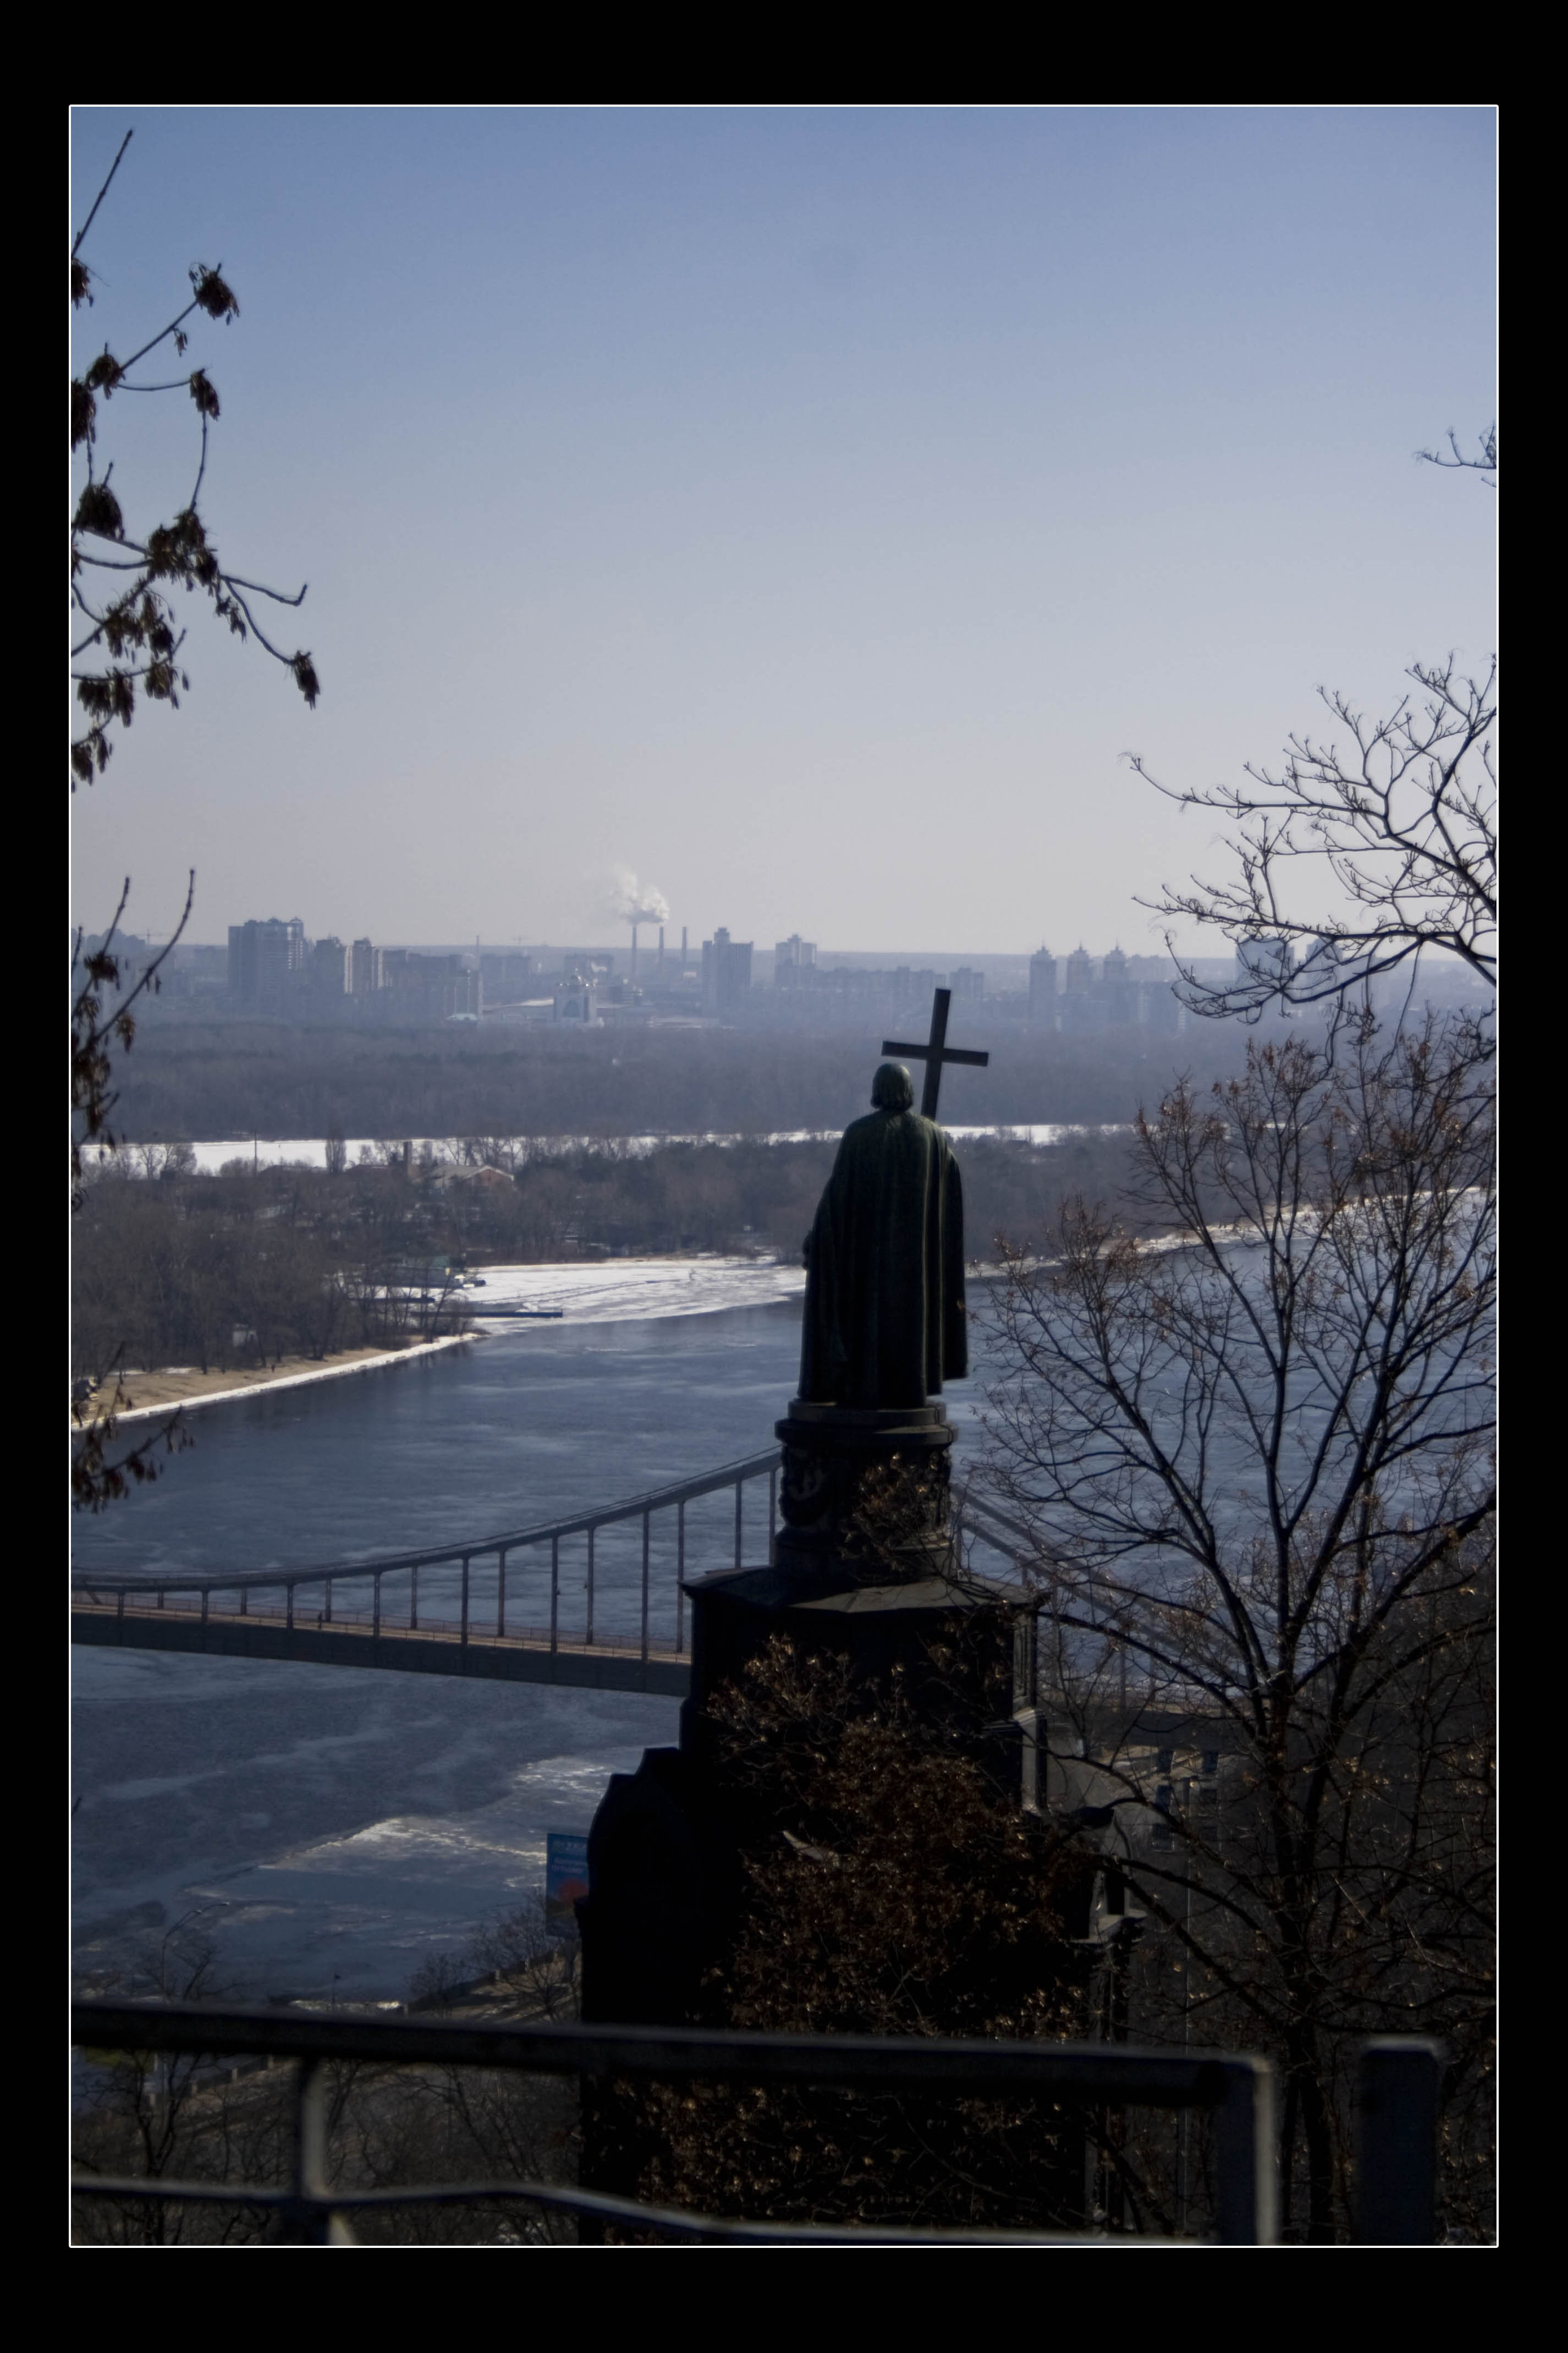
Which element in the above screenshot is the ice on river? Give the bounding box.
[92,1122,1126,1179]
[467,1254,802,1327]
[73,1647,679,2005]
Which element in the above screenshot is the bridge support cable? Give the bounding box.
[641,1511,652,1664]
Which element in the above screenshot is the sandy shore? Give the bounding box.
[84,1336,476,1427]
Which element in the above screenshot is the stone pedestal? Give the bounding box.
[580,1403,1043,2033]
[773,1399,956,1583]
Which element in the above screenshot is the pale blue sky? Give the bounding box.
[70,107,1496,955]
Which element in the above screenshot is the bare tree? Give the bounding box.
[70,129,321,1507]
[71,130,318,792]
[1131,431,1495,1018]
[978,1009,1495,2239]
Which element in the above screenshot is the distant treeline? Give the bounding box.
[104,1015,1257,1144]
[72,1132,1139,1380]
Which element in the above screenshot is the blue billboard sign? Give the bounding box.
[545,1832,590,1934]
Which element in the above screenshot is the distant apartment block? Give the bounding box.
[774,935,817,988]
[702,928,753,1017]
[1028,947,1058,1027]
[1031,942,1182,1035]
[480,952,535,1002]
[348,938,384,996]
[223,923,482,1021]
[309,936,349,996]
[227,917,306,1007]
[378,950,481,1021]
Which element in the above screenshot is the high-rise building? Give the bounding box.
[950,967,984,1001]
[774,935,817,988]
[702,928,753,1018]
[309,936,349,996]
[1102,945,1132,1025]
[347,938,383,996]
[228,917,306,1006]
[1028,947,1058,1028]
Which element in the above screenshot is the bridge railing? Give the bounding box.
[76,1455,1137,1674]
[71,1451,781,1666]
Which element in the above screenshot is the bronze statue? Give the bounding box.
[799,1061,968,1409]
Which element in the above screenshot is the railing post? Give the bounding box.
[239,1583,248,1618]
[460,1556,470,1650]
[734,1478,744,1568]
[497,1549,507,1640]
[1357,2040,1442,2245]
[550,1533,559,1654]
[1212,2058,1275,2245]
[324,1576,333,1627]
[201,1587,209,1628]
[676,1499,686,1654]
[116,1587,124,1624]
[586,1527,596,1648]
[372,1572,381,1642]
[410,1565,419,1632]
[287,1582,295,1633]
[280,2056,352,2246]
[641,1510,651,1663]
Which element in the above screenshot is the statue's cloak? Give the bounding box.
[799,1108,967,1408]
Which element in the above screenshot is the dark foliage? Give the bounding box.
[602,1639,1097,2235]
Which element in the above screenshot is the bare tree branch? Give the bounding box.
[1129,437,1496,1021]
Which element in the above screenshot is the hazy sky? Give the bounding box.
[70,107,1496,956]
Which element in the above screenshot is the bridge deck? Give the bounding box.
[70,1599,692,1697]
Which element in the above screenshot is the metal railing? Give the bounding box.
[70,1998,1325,2246]
[71,1451,781,1669]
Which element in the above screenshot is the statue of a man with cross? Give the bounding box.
[798,989,987,1409]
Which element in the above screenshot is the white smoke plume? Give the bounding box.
[609,868,671,926]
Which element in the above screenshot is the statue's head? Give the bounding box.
[872,1061,915,1112]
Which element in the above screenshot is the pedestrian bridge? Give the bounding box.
[71,1450,1037,1699]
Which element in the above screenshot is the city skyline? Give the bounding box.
[71,107,1495,957]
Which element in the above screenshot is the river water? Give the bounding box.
[72,1275,986,2004]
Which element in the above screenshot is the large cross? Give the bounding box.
[883,988,989,1121]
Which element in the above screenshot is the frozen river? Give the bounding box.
[73,1268,985,2004]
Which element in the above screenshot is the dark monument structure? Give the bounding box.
[579,991,1046,2034]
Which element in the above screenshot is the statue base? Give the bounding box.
[579,1402,1045,2034]
[773,1398,955,1583]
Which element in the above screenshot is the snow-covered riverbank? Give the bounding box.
[90,1122,1128,1177]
